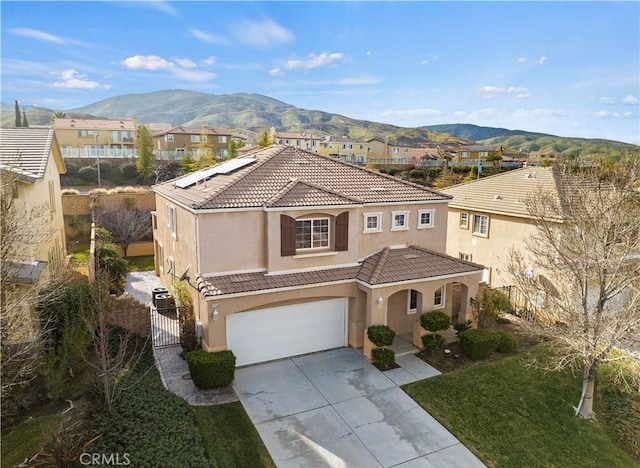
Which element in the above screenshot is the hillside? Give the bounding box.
[2,90,635,157]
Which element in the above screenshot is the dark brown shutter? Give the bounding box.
[281,215,296,256]
[335,211,349,251]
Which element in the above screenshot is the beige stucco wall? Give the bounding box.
[446,207,536,287]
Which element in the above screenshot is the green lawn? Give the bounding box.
[1,414,64,468]
[404,345,638,468]
[192,402,275,468]
[125,255,155,272]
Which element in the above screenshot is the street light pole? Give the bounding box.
[95,132,101,187]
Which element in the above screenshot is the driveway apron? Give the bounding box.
[233,347,484,468]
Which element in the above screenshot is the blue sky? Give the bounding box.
[2,1,639,143]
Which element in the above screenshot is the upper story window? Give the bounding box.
[363,212,382,233]
[460,151,470,158]
[393,147,400,154]
[296,218,329,249]
[77,130,94,138]
[459,253,471,262]
[472,214,489,237]
[191,135,206,143]
[434,287,444,308]
[404,148,409,153]
[167,205,177,238]
[219,136,227,143]
[391,210,409,231]
[479,151,489,157]
[418,209,434,229]
[112,131,133,143]
[459,212,469,229]
[165,134,174,142]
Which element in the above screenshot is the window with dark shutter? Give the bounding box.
[280,215,296,256]
[335,211,349,251]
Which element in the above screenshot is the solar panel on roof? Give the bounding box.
[174,158,256,188]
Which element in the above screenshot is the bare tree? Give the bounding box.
[0,171,68,405]
[507,159,640,419]
[98,208,152,257]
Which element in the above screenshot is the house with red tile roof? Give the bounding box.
[153,145,483,365]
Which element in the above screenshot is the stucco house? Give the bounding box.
[153,145,483,366]
[152,125,232,161]
[0,127,67,287]
[53,117,137,158]
[442,167,557,287]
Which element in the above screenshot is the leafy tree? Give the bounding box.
[470,288,512,328]
[136,125,156,178]
[507,157,640,419]
[50,111,66,124]
[99,208,152,258]
[192,127,214,169]
[227,139,238,160]
[21,108,29,128]
[257,129,272,148]
[14,100,21,127]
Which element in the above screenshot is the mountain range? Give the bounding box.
[2,90,635,157]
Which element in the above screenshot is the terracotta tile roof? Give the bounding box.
[195,246,483,297]
[265,179,363,207]
[153,125,229,136]
[0,127,64,180]
[356,246,484,285]
[154,145,449,209]
[442,167,558,218]
[54,118,136,131]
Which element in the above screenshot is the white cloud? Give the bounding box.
[175,58,197,69]
[269,67,284,76]
[121,54,217,83]
[284,52,344,71]
[538,56,548,65]
[622,94,638,104]
[201,56,217,67]
[148,1,177,16]
[480,85,530,99]
[191,29,228,45]
[518,57,527,63]
[595,111,620,119]
[380,108,445,120]
[9,27,66,44]
[513,108,570,119]
[232,19,294,49]
[366,51,372,56]
[623,112,633,118]
[122,55,174,70]
[50,69,103,89]
[468,108,505,120]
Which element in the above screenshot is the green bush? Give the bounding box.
[495,331,518,353]
[422,333,447,351]
[90,339,208,467]
[409,169,426,178]
[371,347,395,367]
[453,320,472,335]
[386,167,400,176]
[97,243,128,295]
[367,325,396,347]
[185,350,236,389]
[420,311,450,332]
[459,329,500,361]
[471,289,513,328]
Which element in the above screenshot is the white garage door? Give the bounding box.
[226,298,348,366]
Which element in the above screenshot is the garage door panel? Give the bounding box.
[227,298,347,366]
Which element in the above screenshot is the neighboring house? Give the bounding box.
[456,145,503,161]
[0,127,67,284]
[442,167,557,287]
[270,129,322,152]
[318,136,369,164]
[53,118,137,158]
[366,137,427,168]
[152,125,232,161]
[153,145,483,366]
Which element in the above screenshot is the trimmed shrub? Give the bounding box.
[453,320,472,335]
[422,333,446,351]
[459,329,500,361]
[367,325,396,347]
[371,347,395,367]
[185,350,236,388]
[495,331,518,353]
[420,311,450,333]
[409,169,426,178]
[386,167,400,176]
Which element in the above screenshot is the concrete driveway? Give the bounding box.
[233,348,484,468]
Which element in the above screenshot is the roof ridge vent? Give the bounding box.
[493,194,502,200]
[527,172,537,179]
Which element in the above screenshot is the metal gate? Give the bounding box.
[150,304,181,347]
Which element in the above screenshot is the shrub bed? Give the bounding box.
[495,331,518,353]
[422,333,447,351]
[459,329,501,360]
[185,350,236,389]
[367,325,395,347]
[90,340,208,467]
[372,347,396,367]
